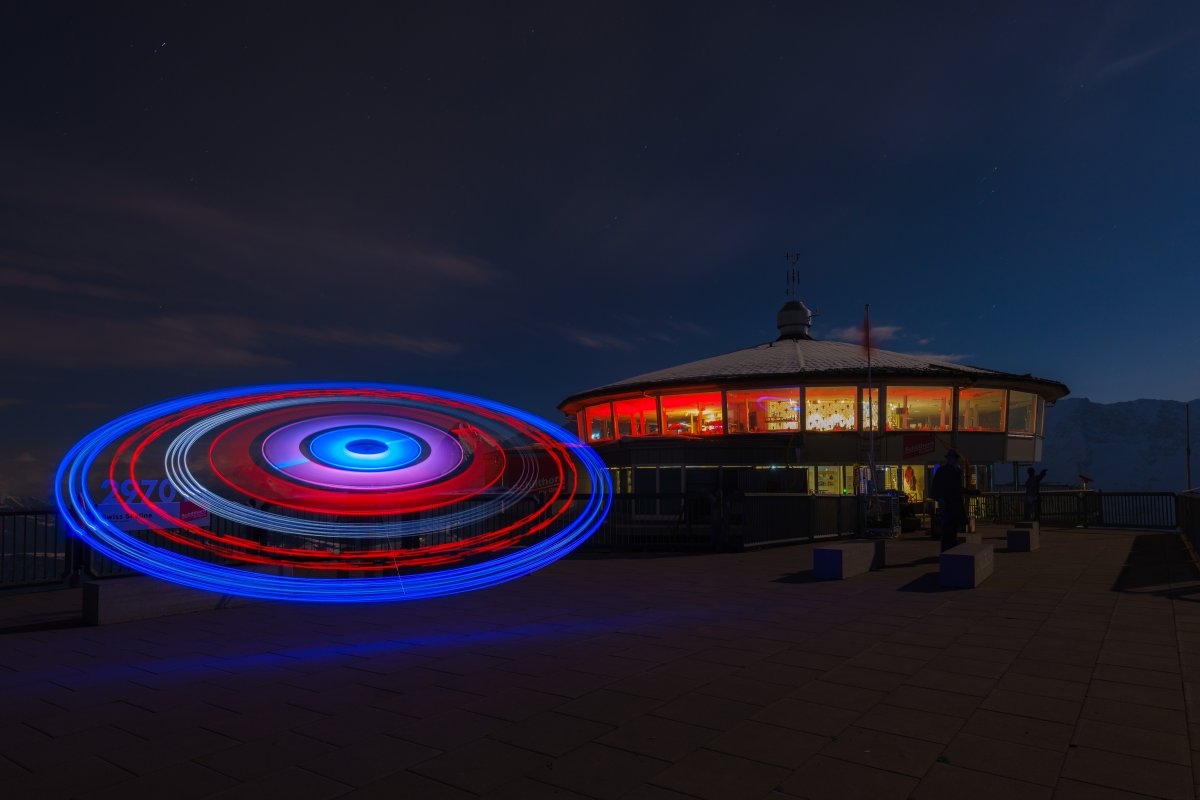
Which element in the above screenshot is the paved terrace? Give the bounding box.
[3,526,1200,800]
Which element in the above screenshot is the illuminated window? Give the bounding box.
[886,387,952,431]
[1009,391,1036,435]
[814,465,844,494]
[1037,397,1045,436]
[726,388,799,433]
[584,403,614,441]
[876,465,900,492]
[899,464,927,501]
[805,387,856,432]
[660,391,723,436]
[861,388,880,431]
[958,388,1006,432]
[614,397,659,437]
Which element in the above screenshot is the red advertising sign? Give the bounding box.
[902,433,936,459]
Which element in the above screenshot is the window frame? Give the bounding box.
[957,386,1008,433]
[884,385,954,432]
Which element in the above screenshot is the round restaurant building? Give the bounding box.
[558,300,1069,505]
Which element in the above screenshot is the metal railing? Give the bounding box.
[1181,490,1200,553]
[1,493,862,588]
[738,494,860,547]
[583,494,719,551]
[2,489,1190,590]
[1,508,71,588]
[0,507,216,588]
[968,491,1178,529]
[1097,492,1179,529]
[579,492,860,551]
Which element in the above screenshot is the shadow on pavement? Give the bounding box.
[896,572,964,593]
[1113,532,1200,600]
[884,555,940,569]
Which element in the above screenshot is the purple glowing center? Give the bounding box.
[261,414,466,491]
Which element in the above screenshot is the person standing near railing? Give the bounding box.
[930,450,967,551]
[1024,467,1048,521]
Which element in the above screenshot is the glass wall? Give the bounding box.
[1037,397,1045,436]
[614,397,659,437]
[805,387,856,432]
[886,386,952,431]
[726,388,800,433]
[660,391,723,435]
[583,403,614,441]
[1009,391,1037,435]
[958,388,1006,432]
[580,385,1046,441]
[861,387,880,431]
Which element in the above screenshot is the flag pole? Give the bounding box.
[865,304,876,493]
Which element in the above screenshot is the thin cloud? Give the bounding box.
[0,263,152,303]
[0,311,460,369]
[1065,24,1195,90]
[566,329,634,351]
[1,161,500,313]
[665,319,711,338]
[109,189,499,289]
[267,322,461,356]
[1092,32,1193,82]
[828,324,902,344]
[0,397,26,408]
[607,315,709,346]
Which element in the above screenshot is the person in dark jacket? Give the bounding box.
[1024,467,1048,521]
[930,450,967,551]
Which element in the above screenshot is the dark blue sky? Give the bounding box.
[2,2,1198,496]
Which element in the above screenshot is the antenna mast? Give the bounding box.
[784,252,802,299]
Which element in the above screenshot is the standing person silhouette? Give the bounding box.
[930,450,967,552]
[1024,467,1048,521]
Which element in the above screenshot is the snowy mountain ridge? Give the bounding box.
[1040,397,1198,493]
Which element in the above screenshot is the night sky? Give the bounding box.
[2,3,1199,497]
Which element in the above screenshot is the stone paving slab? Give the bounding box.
[3,525,1200,799]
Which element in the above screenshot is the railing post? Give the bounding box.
[68,537,85,587]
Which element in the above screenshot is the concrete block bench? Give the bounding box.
[956,532,983,545]
[84,576,256,626]
[939,543,994,588]
[813,541,882,580]
[1014,521,1040,535]
[1007,527,1040,552]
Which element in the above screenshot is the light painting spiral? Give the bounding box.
[55,384,611,602]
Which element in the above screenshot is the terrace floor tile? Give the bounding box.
[4,525,1199,798]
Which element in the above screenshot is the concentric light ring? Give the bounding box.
[55,383,611,602]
